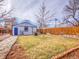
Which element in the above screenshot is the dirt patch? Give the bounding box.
[52,46,79,59]
[6,43,30,59]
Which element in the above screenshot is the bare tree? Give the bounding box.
[0,0,4,2]
[0,0,13,18]
[36,1,54,29]
[54,18,58,27]
[64,0,79,26]
[0,9,14,17]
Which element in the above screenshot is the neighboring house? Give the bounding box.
[4,18,16,30]
[0,17,16,35]
[13,20,37,35]
[0,18,5,27]
[0,27,6,35]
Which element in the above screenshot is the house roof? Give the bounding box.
[0,17,16,22]
[14,20,37,28]
[0,18,4,22]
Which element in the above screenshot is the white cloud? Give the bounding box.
[10,0,69,22]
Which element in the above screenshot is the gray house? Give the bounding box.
[12,20,37,35]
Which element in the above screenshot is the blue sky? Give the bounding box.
[4,0,69,23]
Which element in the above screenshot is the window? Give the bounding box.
[24,26,28,31]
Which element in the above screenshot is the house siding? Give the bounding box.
[12,20,37,36]
[13,25,36,36]
[23,27,33,35]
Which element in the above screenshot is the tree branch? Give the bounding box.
[0,0,4,2]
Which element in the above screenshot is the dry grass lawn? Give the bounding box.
[16,35,79,59]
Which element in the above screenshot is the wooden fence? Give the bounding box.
[37,27,79,35]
